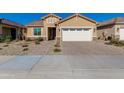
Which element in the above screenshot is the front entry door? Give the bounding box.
[48,27,56,40]
[11,28,16,40]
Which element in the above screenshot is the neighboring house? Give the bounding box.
[26,13,97,41]
[97,17,124,40]
[0,18,26,40]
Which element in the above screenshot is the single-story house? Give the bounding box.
[0,18,26,40]
[97,17,124,40]
[26,14,61,40]
[26,13,97,41]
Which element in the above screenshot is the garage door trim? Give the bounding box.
[61,26,93,41]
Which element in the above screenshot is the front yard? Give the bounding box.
[0,40,57,55]
[1,39,124,55]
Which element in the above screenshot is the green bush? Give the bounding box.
[35,39,40,44]
[0,36,5,42]
[107,39,124,47]
[4,35,12,42]
[0,35,13,43]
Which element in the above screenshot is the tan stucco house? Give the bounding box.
[97,17,124,40]
[0,18,26,40]
[26,13,97,42]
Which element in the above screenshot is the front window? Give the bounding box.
[34,28,41,36]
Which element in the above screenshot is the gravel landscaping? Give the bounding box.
[0,40,55,55]
[1,40,124,55]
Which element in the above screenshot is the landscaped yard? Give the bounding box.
[105,39,124,48]
[0,40,56,55]
[1,39,124,55]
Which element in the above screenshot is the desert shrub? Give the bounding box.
[37,37,44,41]
[4,35,12,42]
[3,44,9,47]
[54,48,61,52]
[0,36,5,42]
[35,41,40,44]
[22,44,28,47]
[98,37,101,40]
[22,48,29,51]
[26,38,32,42]
[107,36,112,41]
[117,41,124,46]
[54,43,60,47]
[106,38,124,47]
[110,39,119,44]
[35,39,40,44]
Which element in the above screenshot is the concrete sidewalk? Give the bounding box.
[0,55,124,78]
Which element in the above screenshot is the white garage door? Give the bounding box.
[120,29,124,40]
[62,28,93,41]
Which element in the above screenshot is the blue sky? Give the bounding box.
[1,13,124,25]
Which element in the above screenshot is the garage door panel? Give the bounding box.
[120,29,124,40]
[62,28,92,41]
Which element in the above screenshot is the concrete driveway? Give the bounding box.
[62,41,124,55]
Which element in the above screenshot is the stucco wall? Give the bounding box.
[97,26,115,40]
[26,27,45,39]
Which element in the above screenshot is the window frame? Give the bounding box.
[33,27,41,36]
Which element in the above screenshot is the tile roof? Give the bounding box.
[26,20,44,26]
[42,13,62,20]
[98,17,124,27]
[0,18,25,28]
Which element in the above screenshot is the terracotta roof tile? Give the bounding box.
[1,18,25,28]
[98,17,124,27]
[26,20,44,26]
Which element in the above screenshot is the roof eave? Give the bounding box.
[57,14,97,25]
